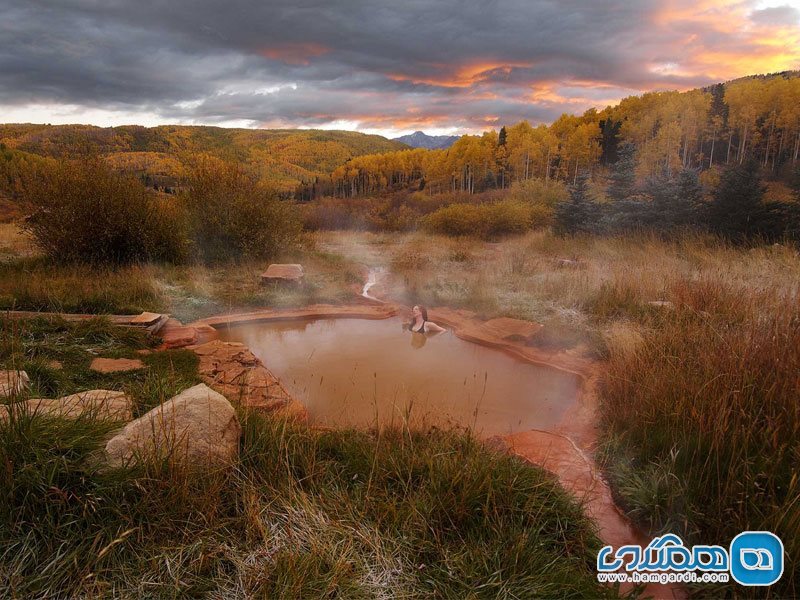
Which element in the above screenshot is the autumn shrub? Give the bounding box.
[506,178,568,206]
[423,200,531,239]
[21,158,188,264]
[301,196,376,230]
[184,158,301,263]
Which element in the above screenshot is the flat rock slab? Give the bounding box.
[261,263,304,283]
[194,303,397,328]
[90,357,146,373]
[160,318,199,349]
[429,309,543,344]
[104,383,240,468]
[481,317,542,341]
[129,312,165,326]
[189,339,305,417]
[1,390,133,422]
[0,370,29,399]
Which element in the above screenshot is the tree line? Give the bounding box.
[555,148,800,243]
[313,72,800,199]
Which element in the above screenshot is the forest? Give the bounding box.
[317,71,800,198]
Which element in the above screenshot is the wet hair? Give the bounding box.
[409,305,428,331]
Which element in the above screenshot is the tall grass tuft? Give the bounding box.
[0,259,164,314]
[600,281,800,597]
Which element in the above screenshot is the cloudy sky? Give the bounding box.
[1,0,798,137]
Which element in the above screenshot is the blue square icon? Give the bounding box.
[730,531,784,586]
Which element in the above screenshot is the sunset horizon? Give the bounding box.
[2,0,799,138]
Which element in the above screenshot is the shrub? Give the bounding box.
[423,200,531,239]
[506,178,567,207]
[21,158,187,264]
[301,196,376,231]
[185,158,301,263]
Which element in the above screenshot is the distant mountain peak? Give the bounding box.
[393,131,460,149]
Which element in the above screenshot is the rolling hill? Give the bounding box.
[0,124,408,193]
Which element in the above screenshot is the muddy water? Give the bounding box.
[218,317,580,436]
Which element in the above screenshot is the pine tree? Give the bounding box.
[498,126,507,146]
[671,169,703,228]
[645,169,703,231]
[607,142,638,202]
[706,159,781,242]
[554,172,600,235]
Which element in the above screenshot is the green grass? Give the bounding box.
[0,410,618,598]
[1,316,201,415]
[0,315,616,597]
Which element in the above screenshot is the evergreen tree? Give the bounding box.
[599,118,622,165]
[607,142,638,202]
[498,126,507,146]
[644,169,703,231]
[671,169,703,228]
[707,159,782,243]
[554,172,600,235]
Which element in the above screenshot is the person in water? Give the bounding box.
[409,305,446,333]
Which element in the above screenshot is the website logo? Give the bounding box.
[597,531,784,587]
[730,532,784,586]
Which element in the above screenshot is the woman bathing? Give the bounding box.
[409,305,446,334]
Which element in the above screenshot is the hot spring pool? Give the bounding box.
[217,317,580,436]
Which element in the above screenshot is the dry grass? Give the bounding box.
[151,246,364,322]
[3,223,799,595]
[599,284,800,597]
[317,230,800,595]
[0,260,165,315]
[0,224,363,321]
[318,229,800,350]
[0,223,36,262]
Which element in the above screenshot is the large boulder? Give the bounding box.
[104,383,240,468]
[0,370,29,399]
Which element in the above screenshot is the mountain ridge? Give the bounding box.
[392,130,460,149]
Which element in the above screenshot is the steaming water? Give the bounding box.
[361,266,386,300]
[218,317,579,435]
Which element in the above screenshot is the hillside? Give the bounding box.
[0,124,408,193]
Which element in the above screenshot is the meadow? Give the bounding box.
[1,128,799,596]
[3,215,798,596]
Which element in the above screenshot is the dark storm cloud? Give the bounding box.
[0,0,797,132]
